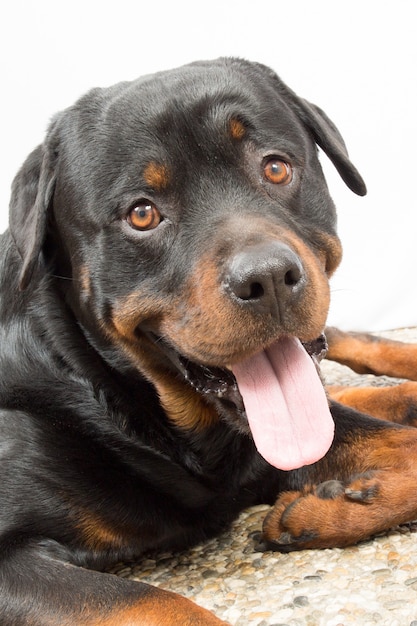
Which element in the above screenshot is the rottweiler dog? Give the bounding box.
[1,57,417,625]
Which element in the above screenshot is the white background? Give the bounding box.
[1,0,416,331]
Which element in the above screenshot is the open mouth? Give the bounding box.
[178,334,328,399]
[148,331,333,472]
[149,331,328,410]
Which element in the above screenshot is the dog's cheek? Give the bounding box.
[282,232,332,335]
[107,291,166,340]
[312,231,343,277]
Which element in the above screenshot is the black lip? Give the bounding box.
[179,358,237,396]
[301,334,328,365]
[146,331,240,399]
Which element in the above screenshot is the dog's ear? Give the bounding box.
[244,60,366,196]
[293,98,367,196]
[9,127,58,290]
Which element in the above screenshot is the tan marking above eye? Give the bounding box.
[229,118,246,140]
[127,201,162,231]
[263,158,292,185]
[143,162,171,190]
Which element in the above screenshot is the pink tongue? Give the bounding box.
[232,336,334,470]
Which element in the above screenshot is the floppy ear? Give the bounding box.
[246,60,366,196]
[9,136,57,290]
[292,98,367,196]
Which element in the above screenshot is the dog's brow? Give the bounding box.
[143,162,171,191]
[229,118,246,141]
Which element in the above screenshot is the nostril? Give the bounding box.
[247,282,264,300]
[284,267,302,287]
[232,278,265,301]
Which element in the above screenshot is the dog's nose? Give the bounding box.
[225,242,305,314]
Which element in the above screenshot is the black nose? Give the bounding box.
[224,241,305,314]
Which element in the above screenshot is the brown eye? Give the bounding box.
[127,201,162,231]
[264,158,292,185]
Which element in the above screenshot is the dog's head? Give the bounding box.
[8,58,365,468]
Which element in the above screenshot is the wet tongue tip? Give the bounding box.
[232,336,334,471]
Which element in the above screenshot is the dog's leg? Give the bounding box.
[260,404,417,551]
[0,540,228,626]
[325,327,417,421]
[325,326,417,380]
[327,382,417,424]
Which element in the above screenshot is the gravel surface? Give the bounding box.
[115,328,417,625]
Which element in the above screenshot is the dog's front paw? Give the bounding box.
[258,474,385,552]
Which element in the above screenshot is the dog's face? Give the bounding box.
[9,59,365,451]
